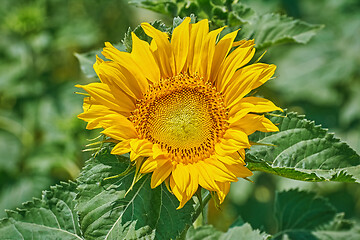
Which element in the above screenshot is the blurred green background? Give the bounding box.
[0,0,359,233]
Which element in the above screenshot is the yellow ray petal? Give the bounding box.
[129,138,153,161]
[140,157,169,173]
[210,30,239,82]
[171,163,190,194]
[204,157,238,182]
[94,60,142,99]
[131,32,160,83]
[230,114,279,135]
[216,181,231,204]
[223,129,251,148]
[231,97,282,116]
[225,163,253,178]
[224,63,276,109]
[141,22,175,77]
[188,19,209,75]
[111,139,131,155]
[171,17,191,73]
[101,115,138,140]
[216,40,255,92]
[150,161,173,188]
[195,161,220,192]
[76,83,134,113]
[102,42,149,94]
[199,27,224,81]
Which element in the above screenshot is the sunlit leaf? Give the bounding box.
[76,147,195,240]
[246,111,360,183]
[0,182,82,239]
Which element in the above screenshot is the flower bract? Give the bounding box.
[77,17,282,208]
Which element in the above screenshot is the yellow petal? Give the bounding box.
[76,83,134,113]
[111,140,131,155]
[102,42,149,94]
[199,27,224,81]
[94,60,142,99]
[195,161,220,192]
[230,97,282,117]
[210,30,239,82]
[224,63,276,109]
[230,114,279,135]
[101,115,138,140]
[150,161,173,188]
[216,40,255,92]
[141,22,175,77]
[171,17,191,73]
[188,19,209,75]
[225,163,253,178]
[131,32,160,83]
[140,157,169,173]
[223,129,251,148]
[204,157,238,182]
[216,181,231,204]
[171,163,190,194]
[129,139,153,161]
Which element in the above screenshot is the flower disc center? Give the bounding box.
[131,74,228,163]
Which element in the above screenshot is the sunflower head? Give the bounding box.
[77,17,282,209]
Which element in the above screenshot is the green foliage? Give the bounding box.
[247,111,360,183]
[0,182,81,239]
[0,0,133,218]
[186,223,268,240]
[273,189,336,239]
[2,0,360,239]
[130,0,322,50]
[76,147,195,240]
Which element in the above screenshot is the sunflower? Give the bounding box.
[77,17,281,209]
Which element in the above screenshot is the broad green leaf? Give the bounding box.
[186,223,268,240]
[246,111,360,183]
[76,147,195,240]
[229,3,323,51]
[129,0,178,17]
[0,181,82,240]
[314,226,360,240]
[313,213,360,240]
[273,189,336,240]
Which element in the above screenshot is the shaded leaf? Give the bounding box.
[76,147,195,240]
[246,111,360,183]
[229,3,323,51]
[0,181,82,240]
[275,189,336,232]
[186,223,268,240]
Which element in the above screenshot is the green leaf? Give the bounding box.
[129,0,178,17]
[313,213,360,240]
[229,3,323,50]
[0,181,82,240]
[76,147,195,240]
[314,226,360,240]
[186,223,268,240]
[246,111,360,183]
[275,189,336,233]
